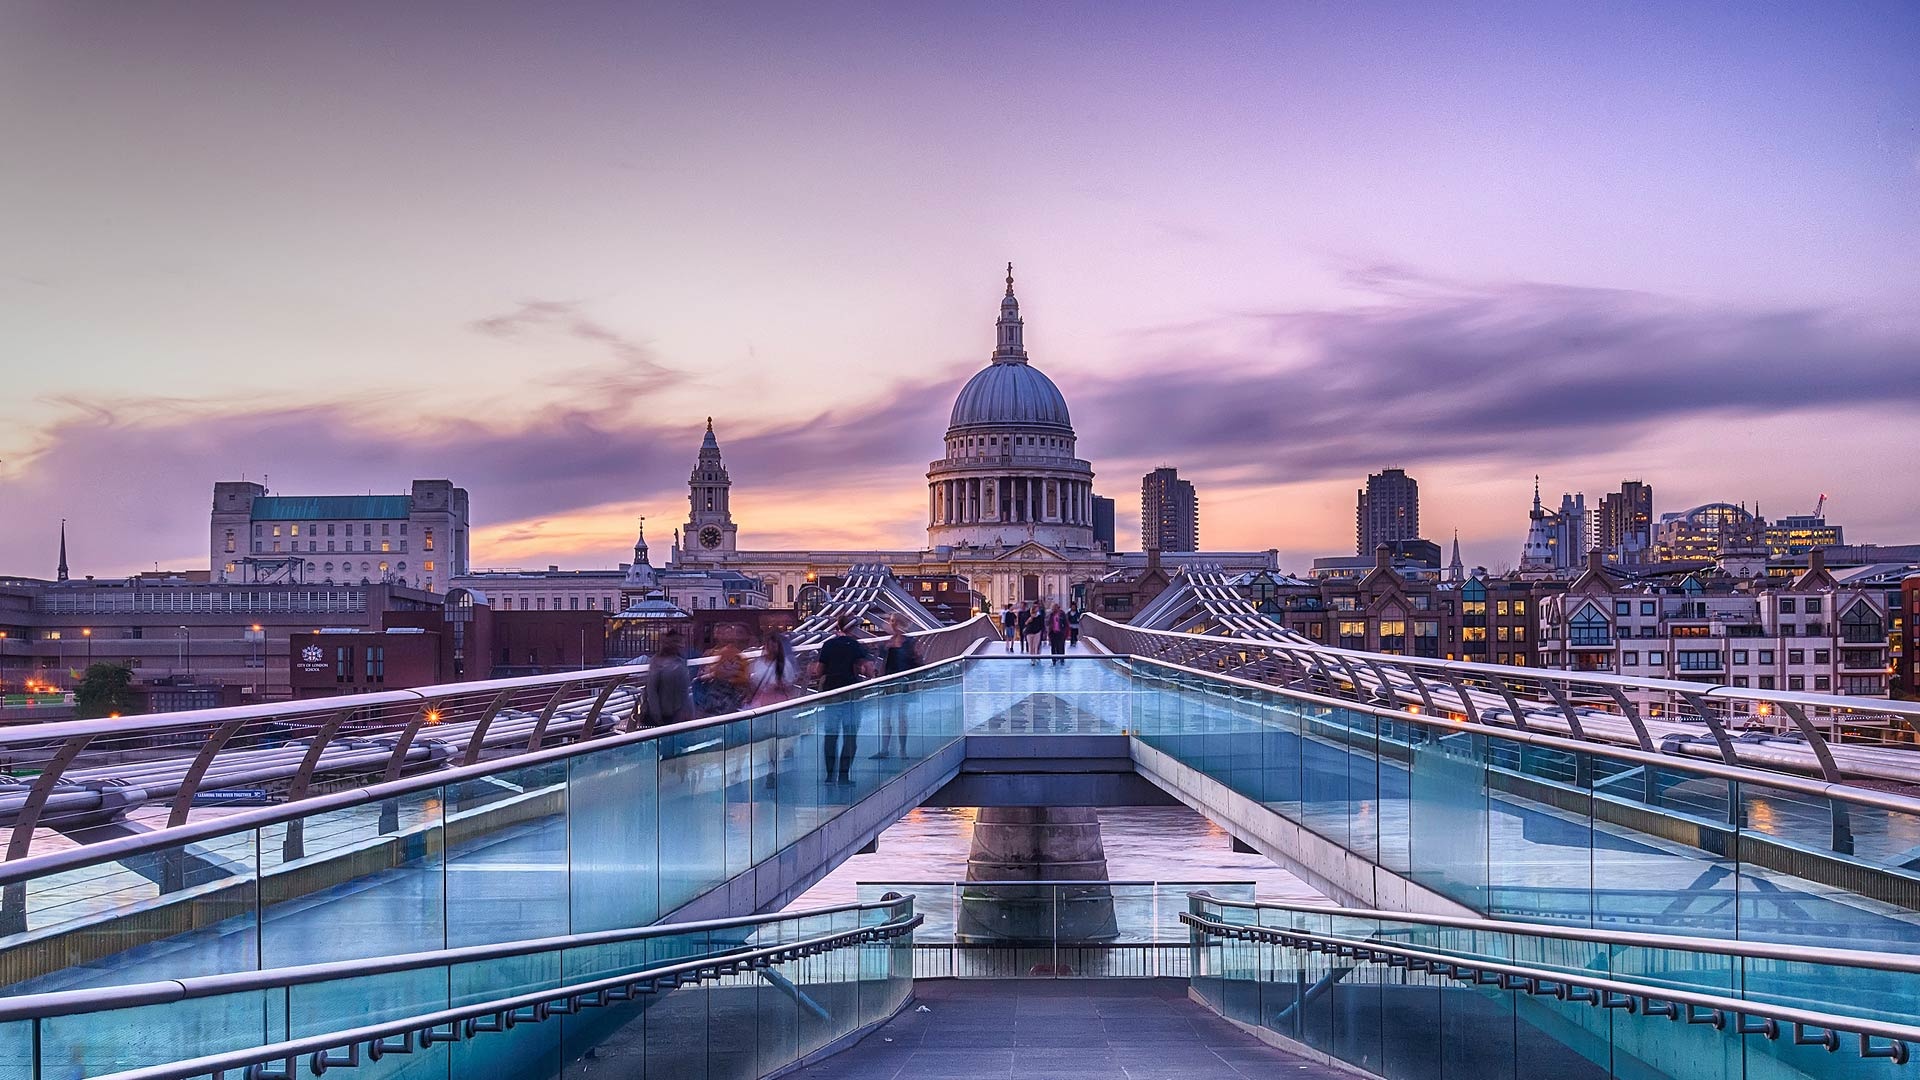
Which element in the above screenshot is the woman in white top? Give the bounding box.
[749,630,803,789]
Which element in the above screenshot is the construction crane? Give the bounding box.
[1811,493,1827,518]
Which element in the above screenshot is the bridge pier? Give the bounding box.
[960,806,1118,945]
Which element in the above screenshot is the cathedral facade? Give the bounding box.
[669,268,1276,610]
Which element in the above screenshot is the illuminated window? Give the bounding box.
[424,529,434,551]
[381,539,391,553]
[224,530,236,553]
[424,560,435,572]
[290,525,299,537]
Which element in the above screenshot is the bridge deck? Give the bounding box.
[789,978,1343,1080]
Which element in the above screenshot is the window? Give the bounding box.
[569,597,580,610]
[1622,651,1639,666]
[1779,624,1796,637]
[1614,600,1631,616]
[1677,650,1721,672]
[1788,649,1805,665]
[366,646,384,680]
[1814,649,1830,665]
[1788,675,1805,691]
[1570,604,1611,647]
[1672,625,1711,638]
[424,560,434,572]
[1759,676,1776,690]
[272,525,281,537]
[1497,626,1510,642]
[1496,601,1510,616]
[1732,650,1748,665]
[328,524,336,536]
[381,539,391,553]
[1814,675,1830,691]
[335,646,351,682]
[1779,598,1796,614]
[1732,677,1748,688]
[1338,620,1366,647]
[290,524,300,537]
[382,523,391,536]
[1758,650,1774,664]
[363,524,372,536]
[1511,625,1526,641]
[224,530,236,553]
[602,596,612,610]
[253,524,262,537]
[1462,625,1488,642]
[1841,603,1884,644]
[1640,601,1655,616]
[1805,598,1822,614]
[1649,651,1665,665]
[400,523,408,535]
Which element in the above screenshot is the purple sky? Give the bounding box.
[3,2,1917,577]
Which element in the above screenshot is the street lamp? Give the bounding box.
[81,627,92,671]
[178,626,191,681]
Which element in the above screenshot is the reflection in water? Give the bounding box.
[789,805,1327,909]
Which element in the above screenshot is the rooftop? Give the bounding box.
[249,495,412,521]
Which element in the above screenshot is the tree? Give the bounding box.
[74,663,137,719]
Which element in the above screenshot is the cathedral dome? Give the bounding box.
[949,359,1072,431]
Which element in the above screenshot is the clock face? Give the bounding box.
[699,525,723,549]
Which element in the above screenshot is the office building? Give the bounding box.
[1596,480,1654,563]
[1140,468,1199,553]
[211,479,470,592]
[1356,468,1419,555]
[1090,495,1115,553]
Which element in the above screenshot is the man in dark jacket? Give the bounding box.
[1047,603,1069,664]
[812,615,870,784]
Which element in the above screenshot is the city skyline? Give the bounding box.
[4,3,1918,578]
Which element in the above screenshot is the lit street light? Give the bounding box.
[81,627,91,670]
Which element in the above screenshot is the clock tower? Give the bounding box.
[684,417,738,556]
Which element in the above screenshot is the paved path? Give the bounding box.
[788,978,1346,1080]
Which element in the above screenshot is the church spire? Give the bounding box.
[1447,529,1464,583]
[993,262,1026,363]
[56,519,69,582]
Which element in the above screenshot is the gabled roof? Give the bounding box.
[992,541,1069,563]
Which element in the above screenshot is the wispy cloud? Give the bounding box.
[6,274,1915,577]
[1076,272,1920,483]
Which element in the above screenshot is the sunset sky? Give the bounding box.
[3,2,1917,578]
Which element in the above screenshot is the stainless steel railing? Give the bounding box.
[1083,614,1920,785]
[0,616,995,862]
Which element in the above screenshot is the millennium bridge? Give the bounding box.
[3,598,1920,1079]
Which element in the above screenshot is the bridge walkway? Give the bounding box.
[787,978,1344,1080]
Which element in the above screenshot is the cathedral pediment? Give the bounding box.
[993,541,1069,563]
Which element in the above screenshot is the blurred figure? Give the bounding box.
[1068,602,1083,646]
[875,614,918,759]
[694,637,751,716]
[1047,602,1069,664]
[634,630,694,729]
[749,629,803,790]
[1022,604,1044,661]
[812,615,871,785]
[1001,603,1017,651]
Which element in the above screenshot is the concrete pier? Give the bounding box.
[959,806,1118,943]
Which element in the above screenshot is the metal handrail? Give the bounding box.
[0,641,985,889]
[82,911,925,1080]
[1105,626,1920,810]
[1115,650,1920,817]
[0,895,913,1023]
[1181,911,1918,1063]
[1084,614,1920,785]
[1184,894,1920,974]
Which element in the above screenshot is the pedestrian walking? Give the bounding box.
[1022,605,1044,661]
[634,630,694,729]
[1068,603,1083,646]
[875,615,917,759]
[1047,602,1069,664]
[1001,604,1017,651]
[692,638,751,716]
[811,615,871,785]
[748,630,803,790]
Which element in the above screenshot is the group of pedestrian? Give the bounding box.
[626,613,920,792]
[1000,601,1082,664]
